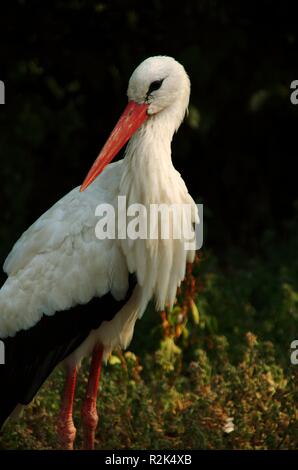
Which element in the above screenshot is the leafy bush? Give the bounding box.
[1,235,297,450]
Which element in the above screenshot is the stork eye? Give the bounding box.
[147,79,164,96]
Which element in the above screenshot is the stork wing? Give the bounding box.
[0,162,129,338]
[4,188,96,276]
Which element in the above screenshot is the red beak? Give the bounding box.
[80,101,149,192]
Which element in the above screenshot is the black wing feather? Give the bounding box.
[0,274,136,429]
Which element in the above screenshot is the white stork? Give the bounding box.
[0,56,198,449]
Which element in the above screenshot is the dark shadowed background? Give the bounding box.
[0,0,297,273]
[0,2,298,451]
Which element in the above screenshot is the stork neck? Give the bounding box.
[119,103,187,206]
[124,112,175,172]
[119,121,178,209]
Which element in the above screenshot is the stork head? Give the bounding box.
[128,56,190,121]
[81,56,190,191]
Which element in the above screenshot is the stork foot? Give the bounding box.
[57,415,77,450]
[57,368,77,450]
[81,396,99,450]
[81,345,103,450]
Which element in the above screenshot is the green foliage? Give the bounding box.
[1,233,297,450]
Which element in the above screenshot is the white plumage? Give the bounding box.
[0,56,198,448]
[0,56,197,351]
[1,162,129,342]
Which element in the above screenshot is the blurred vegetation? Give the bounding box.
[1,233,297,449]
[0,0,297,450]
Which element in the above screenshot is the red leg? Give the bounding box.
[81,345,103,450]
[57,367,77,450]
